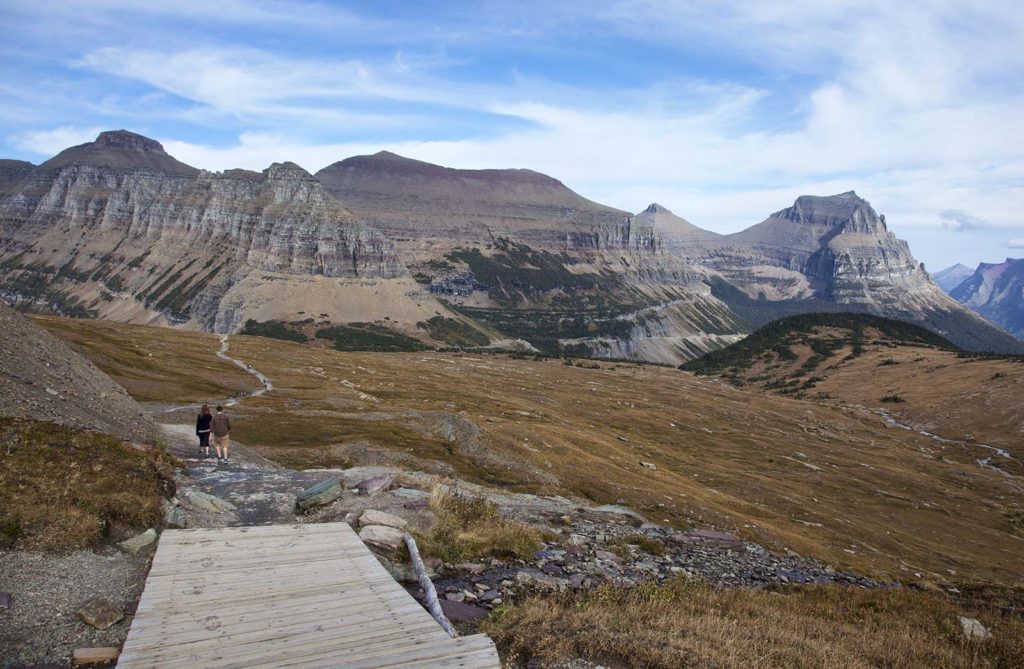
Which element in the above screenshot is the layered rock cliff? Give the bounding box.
[685,192,1023,353]
[0,131,415,332]
[2,131,1020,359]
[950,258,1024,340]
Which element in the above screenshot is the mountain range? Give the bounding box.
[2,129,1021,361]
[938,258,1024,340]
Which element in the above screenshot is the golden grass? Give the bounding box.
[718,328,1024,474]
[35,318,1024,586]
[416,485,542,562]
[32,315,257,402]
[0,418,176,551]
[483,578,1024,668]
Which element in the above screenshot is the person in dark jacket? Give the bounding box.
[196,404,212,458]
[211,406,232,465]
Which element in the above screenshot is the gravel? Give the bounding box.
[0,548,148,668]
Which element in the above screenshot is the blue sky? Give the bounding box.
[2,0,1023,270]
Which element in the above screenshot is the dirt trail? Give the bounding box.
[151,335,271,415]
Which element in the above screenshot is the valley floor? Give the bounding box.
[4,315,1023,667]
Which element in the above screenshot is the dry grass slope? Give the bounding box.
[417,486,543,562]
[36,317,1024,587]
[484,578,1024,669]
[0,418,176,551]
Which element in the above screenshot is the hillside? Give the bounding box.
[37,315,1024,588]
[0,302,155,442]
[682,312,1024,474]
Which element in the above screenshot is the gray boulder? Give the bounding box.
[958,616,992,641]
[162,499,186,528]
[356,475,395,496]
[359,524,406,553]
[187,491,237,514]
[118,528,157,557]
[295,478,343,512]
[359,509,408,530]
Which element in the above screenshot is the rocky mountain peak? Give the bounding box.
[264,161,314,181]
[36,129,199,177]
[781,191,886,233]
[94,129,167,154]
[643,203,670,214]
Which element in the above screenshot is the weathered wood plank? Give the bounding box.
[117,522,499,669]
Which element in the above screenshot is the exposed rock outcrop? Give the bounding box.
[0,132,411,331]
[950,258,1024,339]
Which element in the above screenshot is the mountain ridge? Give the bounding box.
[2,129,1021,359]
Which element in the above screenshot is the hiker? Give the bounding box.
[195,404,212,458]
[211,405,232,464]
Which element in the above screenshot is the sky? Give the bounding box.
[1,0,1022,270]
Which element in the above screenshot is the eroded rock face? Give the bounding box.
[950,258,1024,340]
[691,192,1024,353]
[2,133,1019,359]
[0,132,404,331]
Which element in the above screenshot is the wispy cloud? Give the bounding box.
[2,0,1023,270]
[1007,239,1024,249]
[940,209,993,232]
[12,125,106,156]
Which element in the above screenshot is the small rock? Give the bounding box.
[594,550,622,563]
[72,647,120,666]
[0,592,11,609]
[45,387,59,396]
[359,509,408,530]
[453,562,486,574]
[959,616,992,641]
[356,475,395,496]
[515,570,568,591]
[670,529,744,550]
[640,461,657,469]
[187,491,237,514]
[295,478,343,512]
[76,598,124,630]
[118,529,158,557]
[162,499,186,528]
[358,524,405,553]
[403,499,429,510]
[439,599,488,622]
[391,487,430,500]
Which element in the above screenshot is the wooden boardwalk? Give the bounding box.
[117,522,501,668]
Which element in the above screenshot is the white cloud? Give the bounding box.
[11,125,106,156]
[1007,239,1024,249]
[939,209,993,232]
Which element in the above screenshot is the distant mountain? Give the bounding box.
[950,258,1024,339]
[933,263,974,293]
[686,192,1024,353]
[2,130,1021,360]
